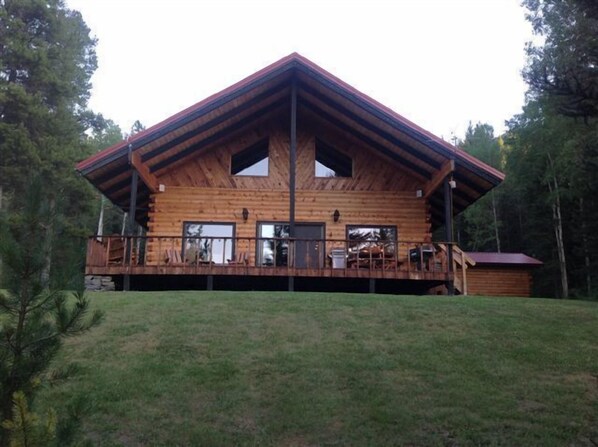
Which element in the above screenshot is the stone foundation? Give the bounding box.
[85,275,115,292]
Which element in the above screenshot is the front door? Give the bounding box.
[294,224,324,269]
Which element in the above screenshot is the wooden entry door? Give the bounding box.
[294,224,324,269]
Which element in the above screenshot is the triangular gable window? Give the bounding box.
[315,138,352,178]
[231,139,269,176]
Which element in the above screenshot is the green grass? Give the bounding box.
[40,292,597,446]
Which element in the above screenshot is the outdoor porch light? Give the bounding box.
[242,208,249,222]
[333,209,340,223]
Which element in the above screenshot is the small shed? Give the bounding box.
[465,252,543,297]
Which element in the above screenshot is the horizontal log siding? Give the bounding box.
[146,187,428,265]
[467,266,533,297]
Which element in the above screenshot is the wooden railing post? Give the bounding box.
[461,249,468,295]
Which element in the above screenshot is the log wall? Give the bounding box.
[467,266,533,297]
[146,188,428,264]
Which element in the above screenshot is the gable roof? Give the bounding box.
[467,252,543,266]
[76,53,504,227]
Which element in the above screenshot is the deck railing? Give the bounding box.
[86,235,455,277]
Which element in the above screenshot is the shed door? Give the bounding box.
[294,224,324,269]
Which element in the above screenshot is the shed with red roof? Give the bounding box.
[465,252,543,297]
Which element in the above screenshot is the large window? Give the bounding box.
[315,138,352,178]
[183,222,234,264]
[231,139,269,176]
[346,226,397,254]
[257,223,289,266]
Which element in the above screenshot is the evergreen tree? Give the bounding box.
[130,119,146,136]
[84,117,125,237]
[0,178,103,446]
[503,98,598,298]
[458,123,504,252]
[0,0,97,199]
[0,0,100,280]
[523,0,598,119]
[502,0,598,297]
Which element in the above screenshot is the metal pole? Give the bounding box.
[127,172,139,236]
[289,78,297,293]
[124,144,139,292]
[444,177,454,295]
[289,78,297,235]
[369,278,376,294]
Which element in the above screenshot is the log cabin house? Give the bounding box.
[78,53,522,294]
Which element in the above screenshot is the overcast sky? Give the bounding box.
[66,0,533,142]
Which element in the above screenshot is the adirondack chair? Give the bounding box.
[164,248,184,265]
[227,251,248,265]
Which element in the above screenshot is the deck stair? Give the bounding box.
[436,244,476,295]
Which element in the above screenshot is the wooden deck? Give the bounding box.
[85,235,454,284]
[85,264,451,282]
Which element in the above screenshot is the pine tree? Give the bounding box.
[0,0,100,280]
[0,179,103,446]
[458,123,504,252]
[523,0,598,120]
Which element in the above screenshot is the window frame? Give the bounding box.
[255,221,290,267]
[230,139,270,177]
[314,138,353,178]
[345,224,398,254]
[181,221,236,264]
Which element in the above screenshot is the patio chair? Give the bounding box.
[227,251,248,265]
[164,248,184,265]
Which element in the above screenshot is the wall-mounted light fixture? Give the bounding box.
[415,189,423,198]
[333,209,340,223]
[449,179,457,189]
[242,208,249,222]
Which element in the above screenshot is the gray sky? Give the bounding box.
[66,0,532,141]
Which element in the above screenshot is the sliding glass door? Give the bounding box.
[258,223,289,266]
[257,223,324,268]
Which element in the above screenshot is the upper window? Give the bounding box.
[183,222,234,264]
[315,139,352,178]
[231,139,269,176]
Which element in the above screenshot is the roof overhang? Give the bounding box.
[76,53,505,228]
[466,252,543,267]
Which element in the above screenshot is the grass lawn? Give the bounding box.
[41,292,597,446]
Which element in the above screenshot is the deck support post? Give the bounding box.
[123,152,139,292]
[369,278,376,294]
[288,276,294,292]
[207,275,213,291]
[444,176,455,295]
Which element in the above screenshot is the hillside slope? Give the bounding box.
[43,292,597,446]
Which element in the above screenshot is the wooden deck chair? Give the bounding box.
[108,236,126,264]
[164,248,184,265]
[227,251,248,265]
